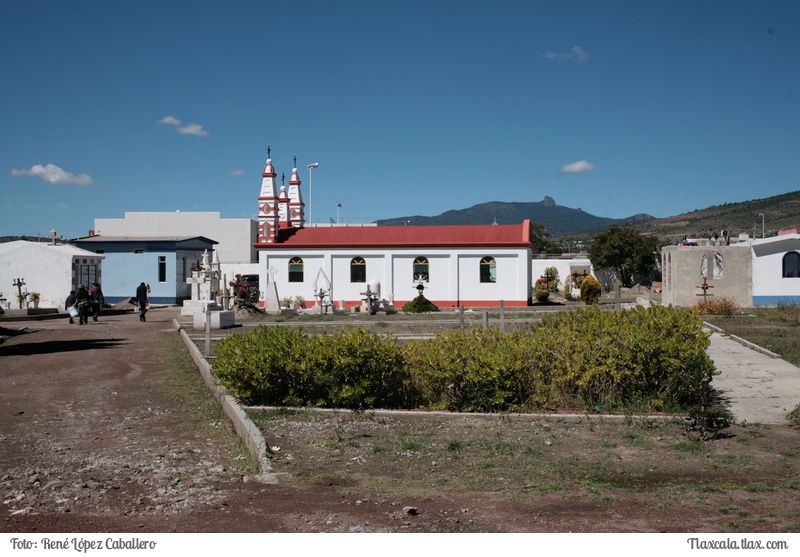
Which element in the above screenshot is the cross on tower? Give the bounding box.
[293,154,297,168]
[267,145,271,158]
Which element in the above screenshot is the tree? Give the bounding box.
[588,226,660,287]
[530,223,559,254]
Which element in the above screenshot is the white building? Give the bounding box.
[752,231,800,306]
[254,157,533,309]
[0,241,105,311]
[92,212,257,276]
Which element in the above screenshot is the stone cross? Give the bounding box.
[599,280,636,311]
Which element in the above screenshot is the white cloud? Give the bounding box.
[157,115,181,126]
[157,115,210,137]
[177,123,209,137]
[558,160,596,176]
[544,45,589,63]
[11,163,93,186]
[230,169,246,176]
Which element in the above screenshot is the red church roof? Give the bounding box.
[255,220,532,249]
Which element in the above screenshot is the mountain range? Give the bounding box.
[378,191,800,243]
[377,196,654,236]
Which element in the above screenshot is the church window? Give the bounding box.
[289,257,304,283]
[713,252,724,279]
[413,256,429,282]
[784,252,800,278]
[480,256,496,283]
[158,256,167,283]
[351,257,366,283]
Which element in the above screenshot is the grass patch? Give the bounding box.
[151,335,257,474]
[705,305,800,366]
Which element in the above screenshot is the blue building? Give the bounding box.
[71,235,218,304]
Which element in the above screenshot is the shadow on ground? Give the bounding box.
[0,338,129,357]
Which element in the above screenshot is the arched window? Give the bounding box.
[480,256,496,283]
[350,257,366,283]
[784,252,800,278]
[413,256,429,282]
[288,257,304,283]
[713,252,724,279]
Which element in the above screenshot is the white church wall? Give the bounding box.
[259,246,532,309]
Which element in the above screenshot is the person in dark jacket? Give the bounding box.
[136,282,150,322]
[65,290,77,324]
[75,285,91,325]
[90,282,105,321]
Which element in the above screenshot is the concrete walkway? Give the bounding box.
[707,331,800,424]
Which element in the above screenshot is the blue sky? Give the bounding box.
[2,0,799,240]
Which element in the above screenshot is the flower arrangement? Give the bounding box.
[30,292,41,301]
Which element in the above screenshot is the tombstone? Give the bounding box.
[181,249,235,329]
[264,266,281,315]
[313,268,332,314]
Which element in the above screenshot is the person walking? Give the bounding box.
[75,285,91,325]
[65,290,77,325]
[136,282,150,322]
[90,282,105,321]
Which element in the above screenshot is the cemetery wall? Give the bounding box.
[661,244,752,308]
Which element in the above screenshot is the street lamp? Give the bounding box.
[307,163,319,225]
[758,213,765,238]
[337,203,342,224]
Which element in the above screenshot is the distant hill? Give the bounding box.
[627,190,800,242]
[377,196,655,236]
[378,191,800,245]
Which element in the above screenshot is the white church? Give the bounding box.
[254,157,534,309]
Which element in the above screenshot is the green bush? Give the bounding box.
[212,326,410,409]
[580,274,602,305]
[534,280,550,302]
[212,326,311,405]
[402,295,440,313]
[312,328,410,409]
[211,307,718,414]
[404,328,536,412]
[539,306,716,408]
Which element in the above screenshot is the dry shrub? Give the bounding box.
[694,295,739,316]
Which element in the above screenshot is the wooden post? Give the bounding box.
[482,311,488,330]
[459,305,465,332]
[499,300,505,333]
